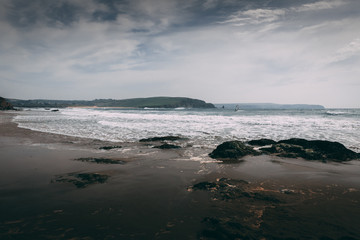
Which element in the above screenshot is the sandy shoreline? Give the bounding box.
[1,111,360,239]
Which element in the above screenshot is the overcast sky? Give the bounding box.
[0,0,359,107]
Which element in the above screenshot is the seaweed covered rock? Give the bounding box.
[261,138,360,162]
[209,141,260,160]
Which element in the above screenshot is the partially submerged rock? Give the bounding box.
[99,145,122,150]
[261,138,360,162]
[191,178,249,200]
[52,172,109,188]
[75,157,125,164]
[190,178,280,203]
[153,143,181,149]
[139,136,185,142]
[209,141,260,160]
[211,138,359,162]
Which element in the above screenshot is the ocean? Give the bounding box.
[13,107,360,152]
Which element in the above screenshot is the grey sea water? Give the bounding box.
[14,107,360,151]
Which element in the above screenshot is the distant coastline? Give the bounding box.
[6,96,215,109]
[215,103,325,110]
[3,95,327,110]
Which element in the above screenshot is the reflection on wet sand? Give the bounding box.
[1,112,360,239]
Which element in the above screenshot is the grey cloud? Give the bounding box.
[1,0,359,107]
[5,0,81,28]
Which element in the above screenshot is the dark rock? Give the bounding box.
[192,181,218,190]
[139,136,185,142]
[191,178,280,203]
[0,97,15,110]
[209,141,260,160]
[53,172,109,188]
[99,146,122,150]
[261,138,360,162]
[191,178,249,200]
[153,143,181,149]
[75,157,125,164]
[51,109,59,112]
[248,139,277,146]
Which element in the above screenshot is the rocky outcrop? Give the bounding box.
[209,141,260,160]
[210,138,360,162]
[0,97,14,110]
[261,138,360,162]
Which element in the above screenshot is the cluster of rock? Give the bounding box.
[53,172,109,188]
[210,138,360,162]
[190,178,280,202]
[139,135,184,149]
[138,135,359,162]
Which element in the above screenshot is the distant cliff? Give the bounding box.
[0,97,15,110]
[7,97,215,109]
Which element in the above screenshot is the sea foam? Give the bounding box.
[13,107,360,151]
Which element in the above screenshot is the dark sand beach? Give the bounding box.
[1,111,360,240]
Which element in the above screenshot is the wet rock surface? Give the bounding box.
[209,141,260,160]
[261,138,360,162]
[190,178,360,240]
[191,178,280,203]
[211,138,360,162]
[74,157,125,164]
[247,139,277,146]
[139,136,186,142]
[52,173,109,188]
[99,145,122,150]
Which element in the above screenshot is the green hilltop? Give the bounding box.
[6,97,215,109]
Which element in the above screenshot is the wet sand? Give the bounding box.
[1,111,360,239]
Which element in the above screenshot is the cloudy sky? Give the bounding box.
[0,0,359,107]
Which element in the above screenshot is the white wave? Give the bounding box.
[325,111,348,116]
[12,108,360,151]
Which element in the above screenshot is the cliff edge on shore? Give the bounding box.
[0,97,14,110]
